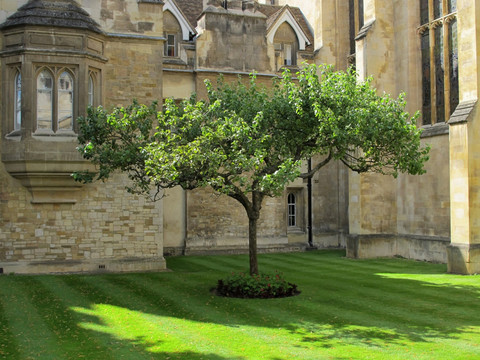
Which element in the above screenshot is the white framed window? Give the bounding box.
[284,44,292,66]
[288,192,296,227]
[14,70,21,131]
[164,34,176,57]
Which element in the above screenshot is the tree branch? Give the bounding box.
[298,151,333,179]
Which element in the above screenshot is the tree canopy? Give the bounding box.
[74,64,429,275]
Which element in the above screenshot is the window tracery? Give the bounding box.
[35,67,76,133]
[418,0,458,125]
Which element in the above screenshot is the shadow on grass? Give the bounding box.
[81,252,478,352]
[165,250,480,348]
[2,250,479,359]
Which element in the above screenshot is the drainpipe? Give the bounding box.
[307,158,313,247]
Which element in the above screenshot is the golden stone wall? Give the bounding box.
[344,0,453,263]
[447,0,480,273]
[103,37,163,107]
[0,163,164,273]
[196,7,272,73]
[0,0,166,274]
[4,0,480,273]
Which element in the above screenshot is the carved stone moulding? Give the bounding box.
[1,138,95,203]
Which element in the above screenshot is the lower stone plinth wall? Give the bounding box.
[346,234,449,264]
[0,164,166,274]
[447,244,480,274]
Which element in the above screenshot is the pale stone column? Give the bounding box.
[447,0,480,274]
[346,0,398,259]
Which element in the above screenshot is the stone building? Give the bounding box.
[0,0,479,274]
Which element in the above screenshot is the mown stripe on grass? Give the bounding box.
[41,275,156,360]
[0,286,20,360]
[0,277,66,360]
[10,276,121,360]
[198,253,480,349]
[169,255,247,274]
[97,273,340,360]
[70,273,276,358]
[257,253,473,310]
[62,274,238,359]
[262,260,477,332]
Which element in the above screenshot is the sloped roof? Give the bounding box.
[172,0,313,48]
[258,4,313,46]
[172,0,204,29]
[0,0,102,34]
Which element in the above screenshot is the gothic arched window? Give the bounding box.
[36,69,54,131]
[88,74,94,107]
[14,71,21,131]
[58,71,74,130]
[419,0,458,125]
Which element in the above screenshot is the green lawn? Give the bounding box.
[1,250,479,359]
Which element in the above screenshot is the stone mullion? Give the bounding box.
[23,57,34,136]
[77,62,87,134]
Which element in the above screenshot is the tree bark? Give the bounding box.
[248,216,259,276]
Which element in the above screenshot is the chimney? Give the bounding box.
[203,0,225,9]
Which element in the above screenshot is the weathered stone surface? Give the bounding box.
[2,0,480,275]
[0,0,103,33]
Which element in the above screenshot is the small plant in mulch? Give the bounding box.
[216,271,300,299]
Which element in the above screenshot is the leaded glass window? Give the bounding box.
[419,0,458,125]
[421,32,431,125]
[348,0,364,64]
[37,70,53,130]
[14,71,21,131]
[35,67,78,133]
[58,71,74,130]
[448,0,457,13]
[88,74,94,107]
[448,18,459,115]
[434,26,445,123]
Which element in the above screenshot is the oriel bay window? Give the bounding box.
[419,0,458,125]
[0,1,106,203]
[36,67,75,133]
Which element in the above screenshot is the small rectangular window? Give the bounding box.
[287,193,296,227]
[165,34,176,57]
[284,44,292,66]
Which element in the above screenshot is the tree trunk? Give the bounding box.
[248,216,259,276]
